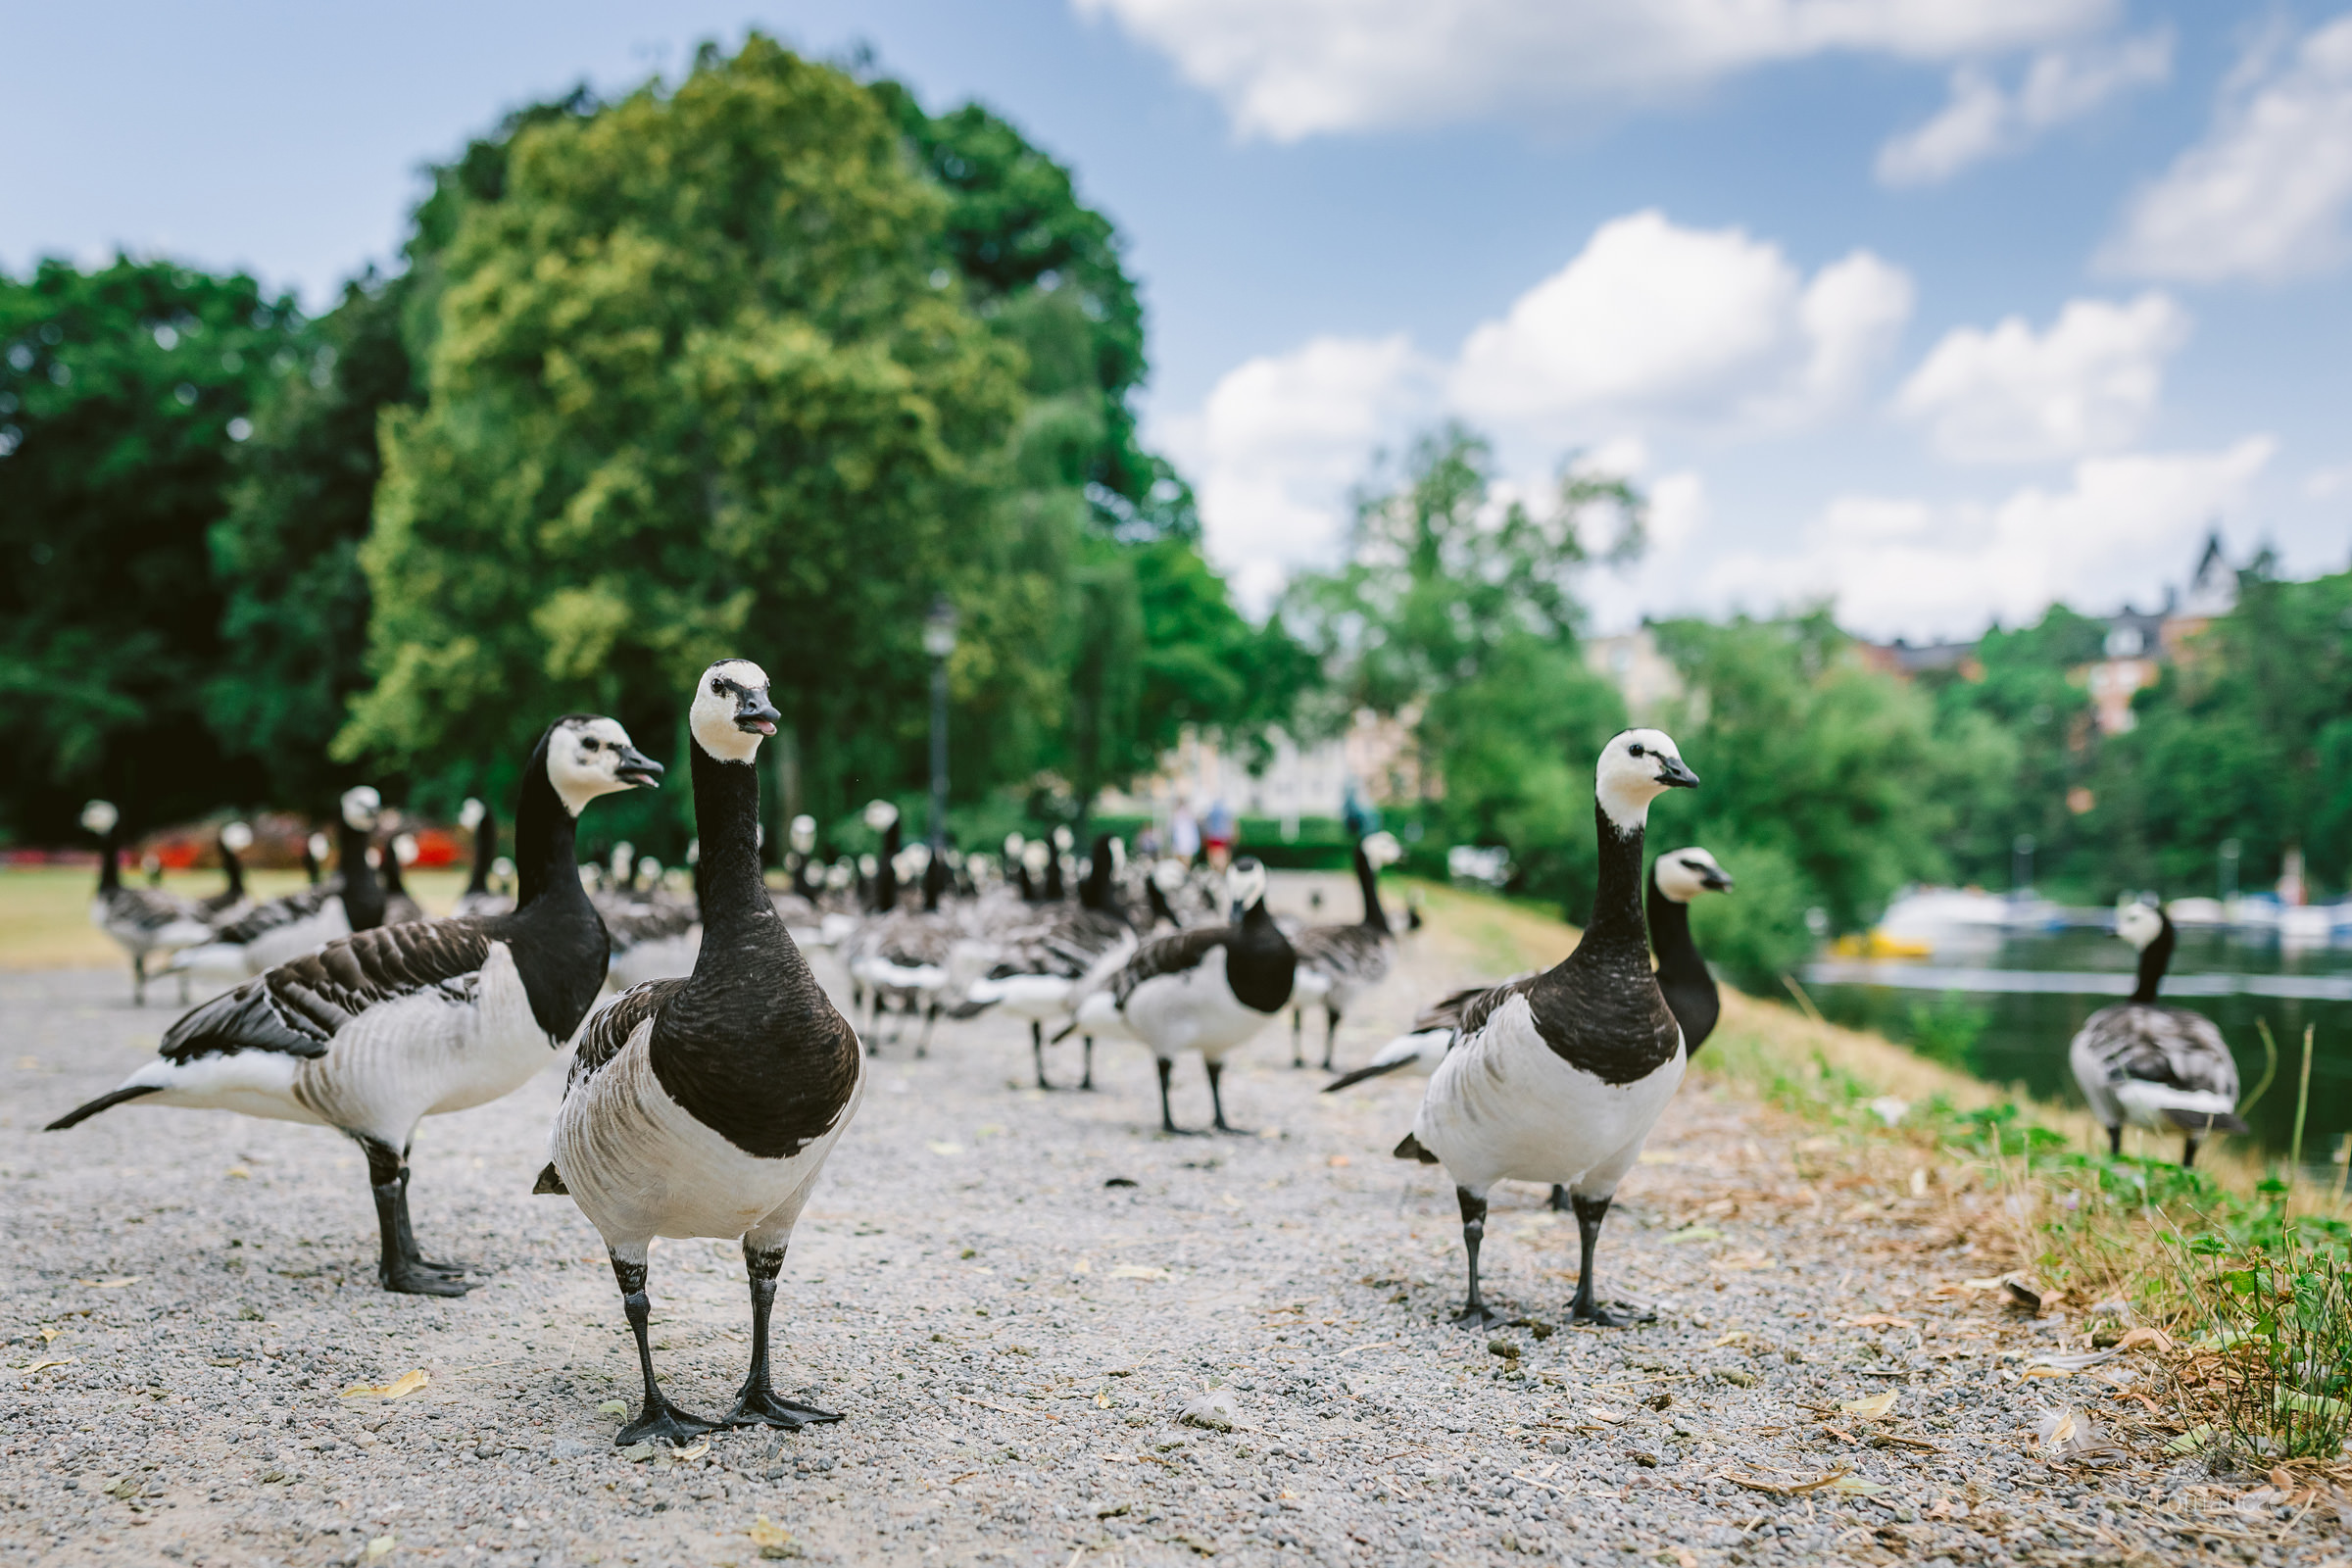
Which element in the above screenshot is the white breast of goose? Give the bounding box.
[1415,991,1686,1193]
[553,1012,867,1249]
[1121,949,1268,1061]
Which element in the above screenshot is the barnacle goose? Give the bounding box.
[452,798,514,919]
[1288,832,1401,1070]
[169,788,392,983]
[48,716,662,1295]
[962,835,1139,1090]
[1396,729,1698,1328]
[378,830,426,926]
[537,661,863,1446]
[196,822,257,924]
[1085,858,1294,1134]
[80,801,213,1005]
[2070,901,2246,1166]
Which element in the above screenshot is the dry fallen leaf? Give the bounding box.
[340,1368,430,1400]
[1838,1392,1899,1421]
[362,1536,397,1563]
[225,1166,252,1180]
[2113,1326,2173,1353]
[749,1513,802,1559]
[1840,1315,1917,1332]
[926,1142,963,1156]
[1711,1331,1751,1348]
[1326,1154,1350,1168]
[2034,1405,2125,1464]
[37,1327,62,1344]
[597,1398,627,1416]
[24,1358,76,1376]
[74,1278,139,1290]
[1071,1256,1092,1274]
[1109,1265,1169,1280]
[1721,1466,1853,1496]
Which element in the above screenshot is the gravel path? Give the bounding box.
[4,877,2340,1566]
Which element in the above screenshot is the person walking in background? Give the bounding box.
[1170,801,1201,864]
[1203,799,1236,871]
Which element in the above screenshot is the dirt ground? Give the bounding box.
[3,874,2339,1566]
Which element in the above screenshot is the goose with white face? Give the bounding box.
[690,660,781,763]
[547,717,664,814]
[1654,848,1733,904]
[789,814,817,854]
[81,800,121,836]
[1594,729,1699,831]
[221,821,254,855]
[341,786,381,832]
[864,799,900,832]
[2117,900,2164,951]
[460,798,486,831]
[1225,857,1269,916]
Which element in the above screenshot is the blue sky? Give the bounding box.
[10,0,2352,639]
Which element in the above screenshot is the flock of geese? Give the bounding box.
[49,663,2250,1444]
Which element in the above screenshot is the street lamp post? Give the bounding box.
[923,597,957,856]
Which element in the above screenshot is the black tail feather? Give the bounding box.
[1323,1056,1415,1094]
[1393,1131,1441,1165]
[2164,1107,2249,1134]
[531,1162,569,1195]
[46,1084,162,1131]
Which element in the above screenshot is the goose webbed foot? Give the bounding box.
[381,1260,473,1297]
[1204,1060,1249,1136]
[724,1387,841,1431]
[1451,1299,1501,1329]
[1571,1299,1651,1329]
[1079,1037,1096,1092]
[617,1399,718,1447]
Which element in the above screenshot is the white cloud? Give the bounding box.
[2103,16,2352,282]
[1160,334,1438,610]
[1698,438,2277,639]
[1452,211,1912,428]
[1073,0,2114,140]
[1894,292,2190,464]
[1876,31,2171,186]
[1170,213,1913,608]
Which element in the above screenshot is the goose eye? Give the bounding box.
[710,679,725,694]
[581,738,599,752]
[1627,742,1645,758]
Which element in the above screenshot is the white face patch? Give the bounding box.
[341,786,381,831]
[1152,858,1187,893]
[790,814,816,851]
[2117,902,2164,952]
[1594,728,1691,832]
[459,798,485,830]
[81,800,120,836]
[1225,859,1267,912]
[690,659,772,763]
[1654,847,1730,905]
[547,717,645,816]
[1363,831,1402,869]
[866,799,901,831]
[220,821,253,855]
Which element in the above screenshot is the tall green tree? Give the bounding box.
[341,37,1029,836]
[1284,425,1639,910]
[0,258,308,838]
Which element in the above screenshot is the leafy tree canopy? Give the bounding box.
[0,258,308,838]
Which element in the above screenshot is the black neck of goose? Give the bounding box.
[96,828,121,894]
[1585,801,1650,953]
[378,837,407,896]
[220,840,245,897]
[1353,841,1390,933]
[337,819,386,929]
[1082,840,1114,911]
[467,811,496,895]
[688,739,772,951]
[512,738,582,909]
[1646,867,1698,980]
[2132,912,2176,1004]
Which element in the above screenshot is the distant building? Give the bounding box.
[1099,707,1427,832]
[1850,531,2238,735]
[1581,629,1685,723]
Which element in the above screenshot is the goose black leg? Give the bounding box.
[2106,1125,2123,1157]
[1031,1021,1054,1091]
[1453,1186,1495,1327]
[917,1002,938,1059]
[1080,1036,1096,1092]
[1321,1005,1341,1072]
[866,991,884,1054]
[1206,1058,1250,1135]
[1291,1008,1305,1069]
[723,1241,838,1430]
[359,1137,468,1297]
[1155,1058,1198,1136]
[392,1145,466,1278]
[1568,1193,1642,1327]
[2181,1137,2200,1170]
[130,954,146,1007]
[612,1253,716,1446]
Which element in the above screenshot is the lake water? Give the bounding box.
[1801,923,2352,1180]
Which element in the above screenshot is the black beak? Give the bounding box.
[614,746,664,789]
[1702,870,1734,892]
[1656,757,1700,789]
[735,690,782,736]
